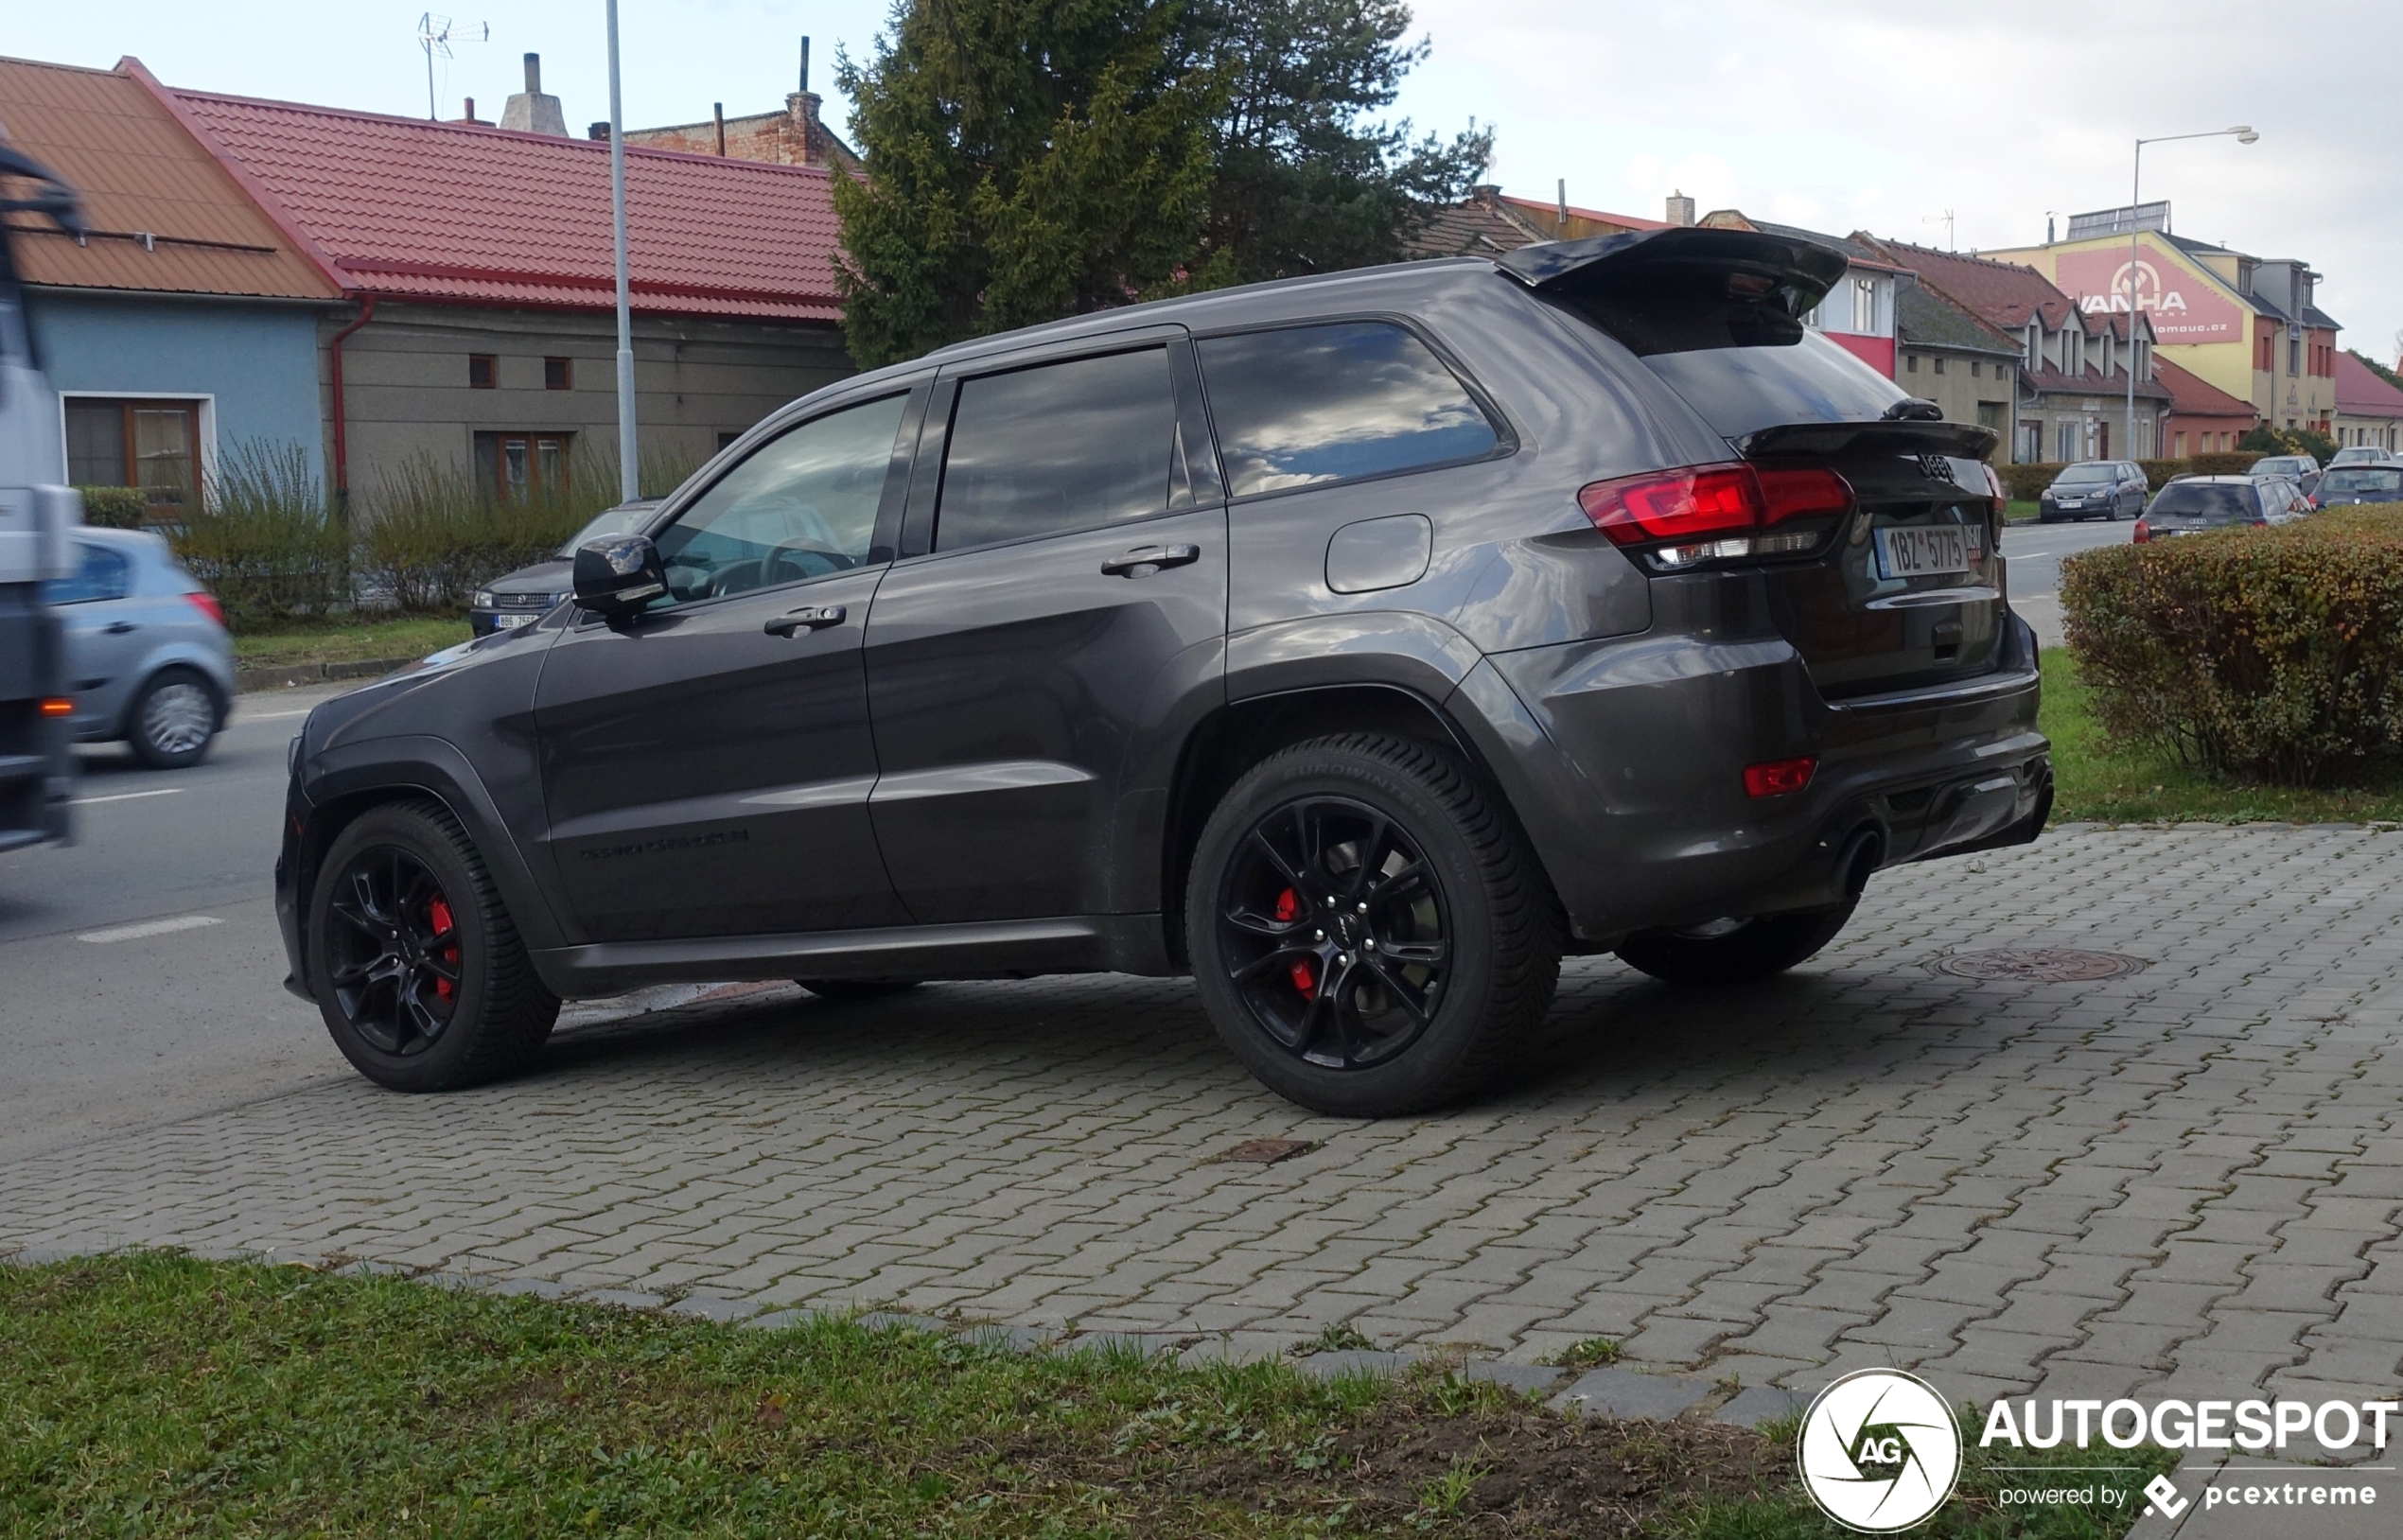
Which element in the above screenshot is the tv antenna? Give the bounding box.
[1924,208,1956,253]
[417,13,489,120]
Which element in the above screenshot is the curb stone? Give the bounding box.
[1714,1385,1808,1428]
[1552,1366,1715,1420]
[1296,1349,1415,1379]
[663,1294,757,1323]
[1464,1361,1569,1395]
[235,656,412,694]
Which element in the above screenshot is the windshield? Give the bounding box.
[556,505,646,558]
[2320,468,2403,496]
[2149,484,2256,523]
[2254,457,2307,475]
[2055,464,2114,484]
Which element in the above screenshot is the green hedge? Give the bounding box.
[2061,505,2403,784]
[74,485,152,529]
[2190,449,2264,476]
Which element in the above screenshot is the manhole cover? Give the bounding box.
[1205,1139,1319,1164]
[1930,948,2150,983]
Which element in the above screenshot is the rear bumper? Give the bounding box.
[1458,610,2049,945]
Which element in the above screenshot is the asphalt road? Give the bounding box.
[1999,515,2134,644]
[0,686,351,1164]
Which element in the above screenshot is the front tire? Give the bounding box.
[126,667,219,769]
[1186,733,1561,1118]
[307,800,559,1091]
[1613,902,1856,987]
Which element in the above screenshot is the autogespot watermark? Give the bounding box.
[1796,1371,2399,1532]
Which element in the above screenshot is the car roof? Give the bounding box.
[2168,475,2263,485]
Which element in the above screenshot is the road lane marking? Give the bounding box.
[68,789,184,807]
[235,709,310,723]
[77,915,223,944]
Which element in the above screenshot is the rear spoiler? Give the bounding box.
[1492,226,1849,322]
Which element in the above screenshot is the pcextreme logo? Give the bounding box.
[1798,1370,1962,1532]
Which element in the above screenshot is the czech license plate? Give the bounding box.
[1874,524,1971,580]
[493,611,536,629]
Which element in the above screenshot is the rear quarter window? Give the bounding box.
[1195,322,1500,499]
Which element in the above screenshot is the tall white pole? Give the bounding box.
[2126,140,2141,463]
[606,0,639,503]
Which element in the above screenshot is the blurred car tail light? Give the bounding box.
[185,590,226,629]
[1744,756,1816,797]
[2132,517,2150,543]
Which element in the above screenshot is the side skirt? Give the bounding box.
[531,913,1178,998]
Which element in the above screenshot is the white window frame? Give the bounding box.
[55,391,219,499]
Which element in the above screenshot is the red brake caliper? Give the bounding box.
[428,895,459,1004]
[1275,887,1316,995]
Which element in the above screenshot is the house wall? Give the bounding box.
[2018,391,2162,462]
[1897,347,2016,442]
[322,303,855,502]
[2164,413,2254,457]
[23,288,329,484]
[2332,412,2401,451]
[1991,234,2263,419]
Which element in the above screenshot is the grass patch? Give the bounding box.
[1542,1338,1622,1370]
[1,1253,1809,1538]
[2005,500,2042,524]
[2040,649,2403,824]
[233,615,470,670]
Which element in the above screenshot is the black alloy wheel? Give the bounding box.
[1217,797,1450,1071]
[324,846,464,1056]
[1187,733,1561,1117]
[307,800,558,1092]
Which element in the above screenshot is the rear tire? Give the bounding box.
[1614,902,1856,987]
[308,800,558,1092]
[1186,733,1561,1118]
[126,667,219,769]
[796,979,921,1004]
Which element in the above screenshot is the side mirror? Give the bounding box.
[572,534,667,618]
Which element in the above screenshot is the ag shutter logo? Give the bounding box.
[1798,1369,1963,1532]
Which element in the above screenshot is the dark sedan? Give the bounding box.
[467,500,658,637]
[2038,461,2146,522]
[2133,477,2307,541]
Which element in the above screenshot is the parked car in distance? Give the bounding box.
[277,226,2051,1118]
[2325,445,2397,468]
[43,526,235,767]
[2311,465,2403,508]
[2038,460,2146,522]
[2249,453,2322,498]
[467,500,660,637]
[2134,476,2307,542]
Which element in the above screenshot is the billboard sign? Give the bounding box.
[2054,240,2244,343]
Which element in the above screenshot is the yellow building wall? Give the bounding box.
[1986,235,2257,409]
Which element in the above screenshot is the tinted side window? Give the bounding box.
[652,394,906,604]
[1197,323,1500,499]
[936,348,1176,551]
[44,542,132,604]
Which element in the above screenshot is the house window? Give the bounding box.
[2173,431,2187,457]
[1933,357,1946,376]
[1971,360,1982,378]
[63,396,204,509]
[1850,276,1877,334]
[472,430,571,500]
[544,357,572,391]
[2056,420,2079,462]
[468,354,498,389]
[1975,401,2004,432]
[1906,354,1919,373]
[2288,336,2303,376]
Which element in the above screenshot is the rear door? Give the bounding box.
[860,335,1226,923]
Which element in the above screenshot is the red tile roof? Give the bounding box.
[145,66,842,323]
[2153,357,2256,422]
[2336,351,2403,419]
[1856,236,2078,332]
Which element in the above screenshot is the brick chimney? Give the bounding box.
[1665,189,1696,226]
[501,52,568,136]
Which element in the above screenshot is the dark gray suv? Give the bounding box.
[275,227,2050,1117]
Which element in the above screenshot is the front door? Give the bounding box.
[533,390,918,942]
[47,538,144,734]
[862,340,1227,923]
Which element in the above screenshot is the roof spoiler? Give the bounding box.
[1493,226,1849,321]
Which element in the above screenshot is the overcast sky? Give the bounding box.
[12,1,2399,362]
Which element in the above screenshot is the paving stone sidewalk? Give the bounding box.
[8,825,2403,1412]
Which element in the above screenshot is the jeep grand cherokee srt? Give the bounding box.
[276,227,2050,1117]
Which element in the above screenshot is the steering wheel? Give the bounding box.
[763,538,855,586]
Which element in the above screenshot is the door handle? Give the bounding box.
[103,621,139,635]
[763,604,846,637]
[1099,543,1201,577]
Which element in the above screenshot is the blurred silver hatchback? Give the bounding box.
[44,526,236,767]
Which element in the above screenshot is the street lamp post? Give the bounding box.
[606,0,639,504]
[2125,127,2258,462]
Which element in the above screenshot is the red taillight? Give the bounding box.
[185,590,226,629]
[40,697,75,717]
[1579,464,1852,559]
[1744,756,1816,798]
[2131,518,2149,543]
